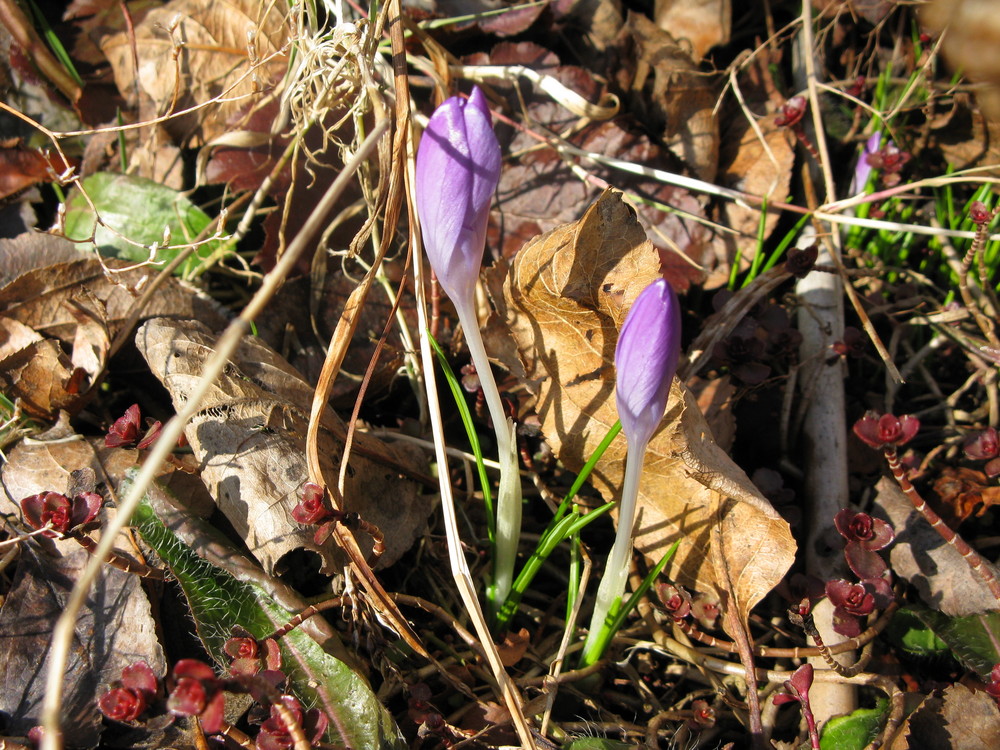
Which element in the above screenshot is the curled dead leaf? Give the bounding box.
[491,188,795,623]
[135,318,434,576]
[100,0,291,145]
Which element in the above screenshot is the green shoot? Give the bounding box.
[495,501,614,631]
[580,541,681,666]
[428,332,494,541]
[26,0,84,88]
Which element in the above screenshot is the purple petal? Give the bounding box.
[615,278,682,446]
[851,132,881,194]
[415,87,502,306]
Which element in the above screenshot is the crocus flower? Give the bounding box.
[614,278,682,447]
[583,278,681,664]
[850,132,882,194]
[416,88,521,613]
[415,86,502,308]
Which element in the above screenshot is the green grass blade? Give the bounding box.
[583,540,680,665]
[428,331,494,540]
[554,420,622,524]
[496,501,615,629]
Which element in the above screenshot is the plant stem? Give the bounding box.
[454,304,521,612]
[884,447,1000,603]
[581,433,647,664]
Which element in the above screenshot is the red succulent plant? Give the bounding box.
[98,661,159,723]
[167,659,226,734]
[825,578,892,637]
[21,491,101,537]
[852,412,920,450]
[224,630,282,679]
[255,695,328,750]
[834,509,894,580]
[106,403,162,449]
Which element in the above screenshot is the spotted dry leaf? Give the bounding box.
[135,318,433,576]
[489,188,795,622]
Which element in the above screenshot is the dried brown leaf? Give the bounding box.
[0,543,166,744]
[612,12,719,183]
[0,142,77,202]
[0,427,166,743]
[653,0,730,63]
[923,0,1000,122]
[892,683,1000,750]
[0,339,80,418]
[874,476,1000,616]
[0,243,228,344]
[100,0,290,145]
[491,189,794,620]
[135,318,434,576]
[484,43,712,290]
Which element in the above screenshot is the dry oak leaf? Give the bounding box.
[490,189,795,621]
[100,0,290,145]
[0,425,167,743]
[886,682,1000,750]
[874,476,1000,617]
[135,318,434,577]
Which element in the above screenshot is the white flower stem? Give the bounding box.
[455,304,521,610]
[581,434,647,663]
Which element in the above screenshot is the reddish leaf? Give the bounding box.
[0,141,77,201]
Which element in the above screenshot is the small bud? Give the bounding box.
[775,96,807,128]
[415,87,502,307]
[852,412,919,450]
[615,278,682,447]
[970,201,993,226]
[291,482,333,525]
[106,404,141,447]
[785,244,818,278]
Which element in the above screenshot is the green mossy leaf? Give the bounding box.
[130,483,404,749]
[819,699,888,750]
[911,606,1000,679]
[64,172,219,275]
[887,606,950,657]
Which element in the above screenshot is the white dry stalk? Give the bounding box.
[410,169,537,750]
[40,120,390,750]
[451,64,620,121]
[793,0,855,725]
[452,301,522,607]
[580,434,647,662]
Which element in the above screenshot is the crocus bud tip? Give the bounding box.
[615,278,681,446]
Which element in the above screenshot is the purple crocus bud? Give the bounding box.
[615,278,681,447]
[415,87,502,306]
[850,132,882,194]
